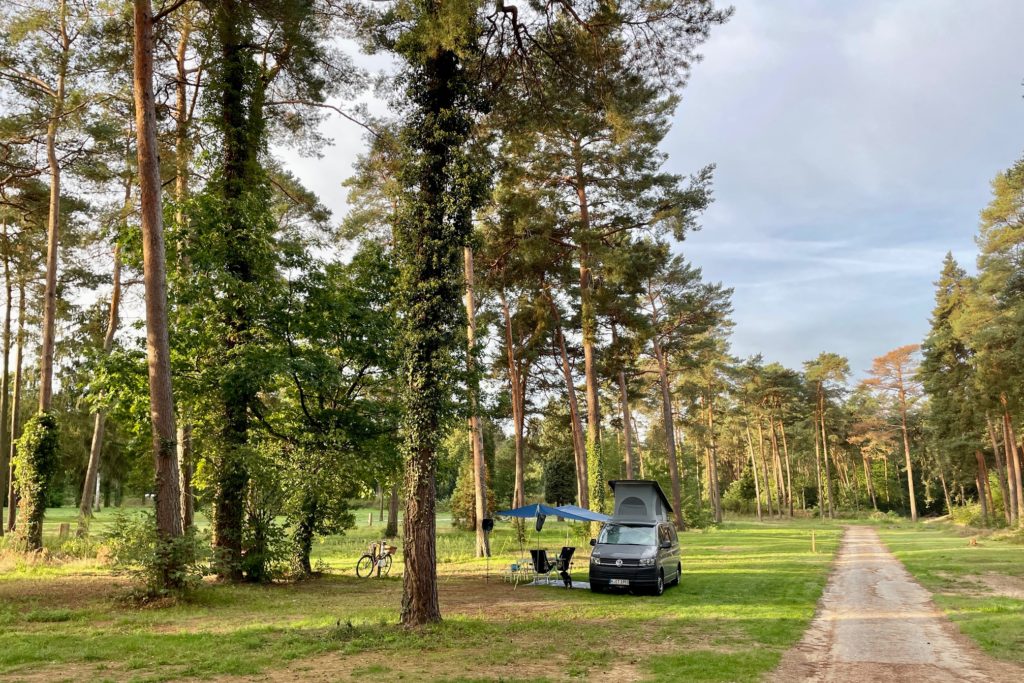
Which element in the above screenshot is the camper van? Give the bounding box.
[589,480,681,595]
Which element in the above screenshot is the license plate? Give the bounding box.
[609,578,629,586]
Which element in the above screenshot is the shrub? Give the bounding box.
[105,511,208,598]
[13,412,60,551]
[950,503,986,528]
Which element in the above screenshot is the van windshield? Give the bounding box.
[597,524,656,546]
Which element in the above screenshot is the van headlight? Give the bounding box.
[638,557,656,567]
[590,555,600,565]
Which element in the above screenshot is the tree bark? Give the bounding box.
[173,6,196,534]
[385,483,399,538]
[5,283,24,533]
[548,297,587,506]
[463,248,489,558]
[986,416,1012,524]
[134,0,184,560]
[617,370,634,479]
[178,423,193,529]
[499,291,526,508]
[1001,405,1019,525]
[778,420,794,516]
[896,368,917,522]
[862,451,877,511]
[0,222,10,534]
[78,244,122,536]
[819,391,835,518]
[706,393,722,523]
[768,415,785,515]
[652,335,684,528]
[38,2,69,414]
[974,450,989,525]
[757,418,774,517]
[1005,412,1024,528]
[744,422,762,520]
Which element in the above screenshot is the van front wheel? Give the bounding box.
[654,571,664,596]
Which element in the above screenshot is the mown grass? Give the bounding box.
[876,523,1024,665]
[0,507,843,682]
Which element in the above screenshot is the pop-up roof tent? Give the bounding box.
[608,480,672,522]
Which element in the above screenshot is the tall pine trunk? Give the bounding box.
[897,371,917,522]
[463,248,489,558]
[706,393,722,524]
[133,0,184,577]
[77,244,122,536]
[987,416,1012,524]
[499,291,526,507]
[385,483,399,538]
[744,422,762,520]
[5,283,24,533]
[0,223,11,534]
[652,335,685,528]
[819,393,835,518]
[549,297,587,506]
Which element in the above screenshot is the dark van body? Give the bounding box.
[589,521,681,595]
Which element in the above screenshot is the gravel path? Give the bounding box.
[770,525,1024,682]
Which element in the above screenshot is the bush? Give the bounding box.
[105,511,208,598]
[13,412,60,551]
[950,503,987,528]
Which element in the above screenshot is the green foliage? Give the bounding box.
[105,512,207,598]
[13,413,60,551]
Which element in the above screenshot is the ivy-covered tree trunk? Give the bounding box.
[207,0,265,580]
[15,414,59,550]
[395,35,483,625]
[133,0,184,577]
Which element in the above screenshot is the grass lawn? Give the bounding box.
[875,522,1024,666]
[0,506,842,682]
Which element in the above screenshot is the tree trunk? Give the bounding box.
[5,283,24,533]
[78,245,122,536]
[778,420,794,516]
[0,224,10,535]
[178,424,193,529]
[463,248,489,558]
[1004,410,1024,528]
[974,450,989,525]
[1001,406,1019,525]
[38,4,68,414]
[819,392,835,518]
[987,416,1012,524]
[610,323,634,479]
[652,335,685,528]
[134,0,184,568]
[862,452,877,511]
[631,415,646,479]
[768,416,785,515]
[173,7,196,535]
[757,418,774,517]
[744,422,762,520]
[897,372,917,522]
[549,297,587,506]
[385,483,399,538]
[813,422,824,517]
[499,291,526,508]
[706,393,722,524]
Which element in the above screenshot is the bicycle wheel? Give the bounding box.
[379,554,393,577]
[356,554,375,578]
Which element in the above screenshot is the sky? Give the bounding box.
[278,0,1024,379]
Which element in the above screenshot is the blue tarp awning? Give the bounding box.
[494,503,609,523]
[554,504,611,523]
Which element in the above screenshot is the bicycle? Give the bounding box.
[356,540,396,578]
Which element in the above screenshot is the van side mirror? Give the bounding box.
[589,538,596,547]
[660,540,671,549]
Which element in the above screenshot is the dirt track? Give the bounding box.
[771,525,1023,682]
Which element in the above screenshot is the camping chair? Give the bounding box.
[529,549,557,585]
[555,547,576,588]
